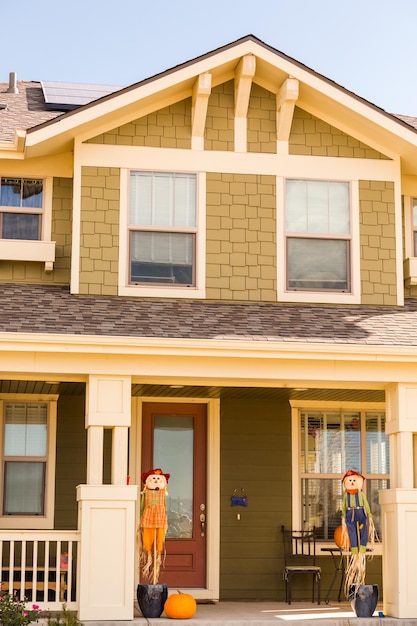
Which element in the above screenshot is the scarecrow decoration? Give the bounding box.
[340,469,378,593]
[138,468,170,584]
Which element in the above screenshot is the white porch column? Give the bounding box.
[380,383,417,618]
[77,374,137,621]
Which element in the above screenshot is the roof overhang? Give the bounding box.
[20,35,417,173]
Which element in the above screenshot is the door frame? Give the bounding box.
[130,397,220,601]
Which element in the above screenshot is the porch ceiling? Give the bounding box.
[0,380,384,403]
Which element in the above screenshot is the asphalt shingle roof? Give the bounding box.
[0,81,62,141]
[1,283,417,347]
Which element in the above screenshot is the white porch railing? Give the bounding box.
[0,531,80,612]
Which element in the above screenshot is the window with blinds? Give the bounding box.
[3,402,48,515]
[299,409,389,541]
[129,172,197,285]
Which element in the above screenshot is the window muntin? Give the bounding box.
[129,172,197,286]
[0,178,43,240]
[300,409,389,541]
[286,180,351,292]
[2,402,48,516]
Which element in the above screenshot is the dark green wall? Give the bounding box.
[54,396,87,529]
[219,397,382,601]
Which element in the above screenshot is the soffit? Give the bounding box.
[0,379,384,403]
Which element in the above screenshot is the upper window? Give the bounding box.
[0,396,57,529]
[0,178,43,240]
[129,172,197,286]
[285,180,351,292]
[294,405,389,543]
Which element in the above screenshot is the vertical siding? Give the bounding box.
[206,173,276,301]
[360,180,397,305]
[55,395,86,530]
[220,398,291,600]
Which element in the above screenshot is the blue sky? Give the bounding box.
[1,0,416,115]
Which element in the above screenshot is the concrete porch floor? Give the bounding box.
[75,600,417,626]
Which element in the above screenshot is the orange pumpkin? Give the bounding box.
[164,590,197,619]
[334,524,350,549]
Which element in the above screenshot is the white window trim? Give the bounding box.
[0,176,55,272]
[277,177,361,304]
[0,394,57,530]
[290,400,385,555]
[403,195,417,286]
[118,169,206,298]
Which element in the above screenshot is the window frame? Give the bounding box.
[118,169,206,298]
[291,400,387,554]
[277,177,361,304]
[0,394,57,529]
[0,176,55,271]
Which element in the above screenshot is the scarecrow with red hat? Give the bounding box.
[138,468,170,583]
[340,469,377,592]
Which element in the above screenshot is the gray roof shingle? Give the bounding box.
[1,283,417,347]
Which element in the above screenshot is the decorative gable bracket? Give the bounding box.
[276,77,299,153]
[234,54,256,152]
[192,73,212,150]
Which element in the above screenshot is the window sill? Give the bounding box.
[404,257,417,286]
[0,239,55,272]
[118,284,206,299]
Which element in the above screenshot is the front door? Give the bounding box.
[141,402,207,587]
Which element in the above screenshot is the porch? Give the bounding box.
[39,600,397,625]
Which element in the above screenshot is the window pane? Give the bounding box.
[21,180,43,208]
[288,238,348,290]
[286,180,307,231]
[307,181,328,233]
[4,403,47,457]
[154,416,194,539]
[286,180,349,234]
[130,231,194,284]
[329,182,350,234]
[301,411,360,475]
[366,413,390,474]
[0,178,42,208]
[130,172,196,227]
[302,478,343,539]
[3,461,45,514]
[2,213,40,240]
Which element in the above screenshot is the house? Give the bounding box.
[0,34,416,620]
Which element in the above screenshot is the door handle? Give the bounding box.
[200,513,205,537]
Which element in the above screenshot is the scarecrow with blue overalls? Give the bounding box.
[340,469,378,593]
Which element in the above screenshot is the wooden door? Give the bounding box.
[141,403,207,587]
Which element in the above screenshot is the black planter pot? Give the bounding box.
[137,583,168,618]
[349,584,379,617]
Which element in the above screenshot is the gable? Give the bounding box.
[19,36,417,172]
[289,107,391,159]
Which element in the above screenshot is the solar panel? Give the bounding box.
[41,80,123,111]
